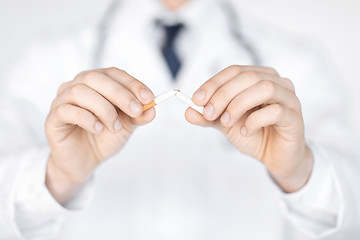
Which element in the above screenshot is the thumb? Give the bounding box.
[185,107,224,131]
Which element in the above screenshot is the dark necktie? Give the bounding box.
[161,23,184,80]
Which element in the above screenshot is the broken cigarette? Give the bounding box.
[142,89,204,114]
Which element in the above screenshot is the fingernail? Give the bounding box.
[203,104,214,119]
[114,119,122,131]
[130,100,142,115]
[193,90,205,103]
[241,126,247,136]
[221,112,230,125]
[140,88,152,100]
[94,121,104,132]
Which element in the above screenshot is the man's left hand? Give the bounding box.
[186,65,313,193]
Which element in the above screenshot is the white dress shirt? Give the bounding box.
[0,0,359,239]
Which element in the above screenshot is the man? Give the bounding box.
[0,0,359,239]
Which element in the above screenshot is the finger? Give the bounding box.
[57,68,155,104]
[72,70,144,118]
[192,65,280,106]
[185,107,213,127]
[184,107,225,130]
[201,72,292,121]
[47,104,103,135]
[220,80,301,127]
[241,104,300,137]
[57,81,71,97]
[51,83,122,133]
[98,67,155,104]
[130,107,156,126]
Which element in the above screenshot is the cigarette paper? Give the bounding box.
[175,91,204,114]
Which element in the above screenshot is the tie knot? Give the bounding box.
[163,23,184,44]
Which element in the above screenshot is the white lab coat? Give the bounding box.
[0,0,359,239]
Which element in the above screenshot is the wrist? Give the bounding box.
[270,146,314,193]
[45,156,90,205]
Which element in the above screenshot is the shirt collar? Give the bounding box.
[126,0,219,31]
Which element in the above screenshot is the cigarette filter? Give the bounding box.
[143,89,179,111]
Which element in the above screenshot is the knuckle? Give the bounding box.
[107,66,119,73]
[49,99,58,110]
[203,80,220,93]
[53,104,66,118]
[57,82,69,96]
[113,68,127,77]
[81,70,100,84]
[105,110,118,124]
[242,70,261,80]
[68,84,84,97]
[231,94,243,107]
[127,79,141,91]
[118,68,127,75]
[102,104,118,122]
[228,97,243,114]
[106,67,124,76]
[73,108,84,120]
[271,104,283,117]
[215,87,230,99]
[283,78,295,92]
[75,70,89,79]
[265,67,279,75]
[259,80,276,94]
[227,65,243,74]
[108,85,122,99]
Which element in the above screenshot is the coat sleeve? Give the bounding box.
[266,39,360,238]
[0,41,94,239]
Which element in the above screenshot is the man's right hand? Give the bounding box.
[45,67,155,204]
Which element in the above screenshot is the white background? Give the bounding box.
[1,0,359,136]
